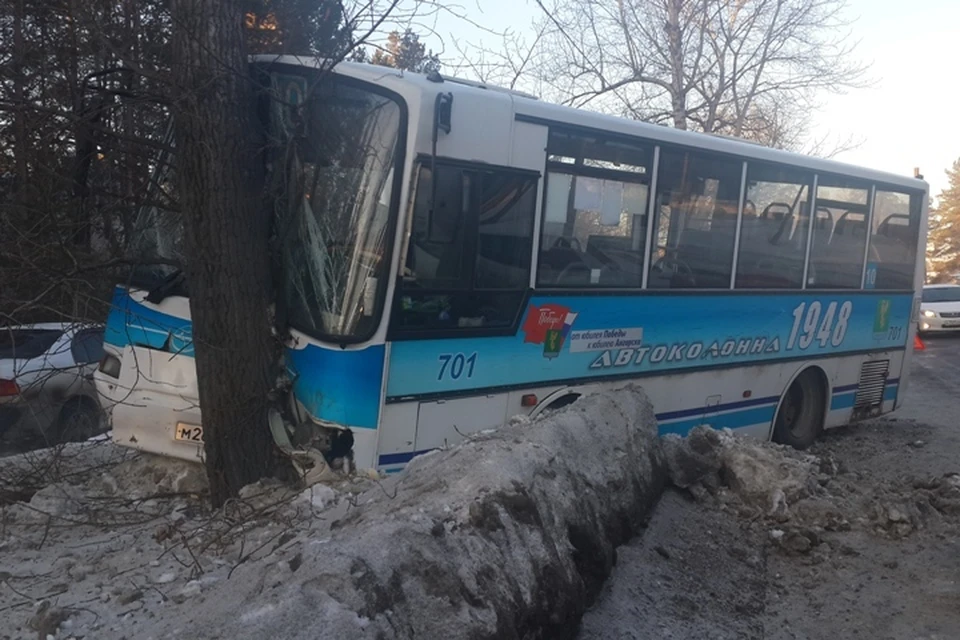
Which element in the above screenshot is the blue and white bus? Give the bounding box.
[94,55,929,474]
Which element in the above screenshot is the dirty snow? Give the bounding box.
[581,342,960,639]
[1,384,663,640]
[0,436,383,640]
[5,344,960,640]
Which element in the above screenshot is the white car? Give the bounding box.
[0,323,106,450]
[919,284,960,334]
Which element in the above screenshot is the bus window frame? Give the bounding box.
[387,155,541,341]
[536,127,655,291]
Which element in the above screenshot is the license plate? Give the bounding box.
[944,322,960,328]
[174,422,204,443]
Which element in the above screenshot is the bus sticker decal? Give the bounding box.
[874,299,892,334]
[522,303,574,344]
[569,328,644,353]
[523,304,578,358]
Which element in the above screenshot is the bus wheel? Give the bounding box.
[772,369,826,450]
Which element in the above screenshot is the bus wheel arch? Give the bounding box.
[531,389,585,418]
[770,366,828,450]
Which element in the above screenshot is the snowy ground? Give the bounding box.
[3,339,959,639]
[580,336,960,640]
[1,387,662,640]
[0,439,358,640]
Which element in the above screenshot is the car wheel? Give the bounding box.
[772,369,826,450]
[55,397,102,443]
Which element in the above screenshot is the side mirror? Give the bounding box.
[435,92,453,135]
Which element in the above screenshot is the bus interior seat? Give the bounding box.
[834,211,866,238]
[566,235,642,287]
[674,227,734,287]
[814,207,833,232]
[877,214,913,244]
[761,202,792,221]
[538,236,584,285]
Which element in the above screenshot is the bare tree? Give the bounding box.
[497,0,868,152]
[448,23,549,92]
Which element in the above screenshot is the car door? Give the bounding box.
[68,328,105,399]
[7,329,70,430]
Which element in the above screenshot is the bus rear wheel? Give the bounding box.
[772,369,825,450]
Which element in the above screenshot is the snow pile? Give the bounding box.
[662,426,819,516]
[0,384,665,639]
[662,426,960,555]
[180,384,664,640]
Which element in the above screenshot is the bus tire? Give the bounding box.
[771,369,826,450]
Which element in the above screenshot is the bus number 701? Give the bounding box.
[437,352,478,381]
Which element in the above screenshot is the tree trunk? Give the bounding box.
[171,0,277,506]
[665,0,688,130]
[13,0,28,196]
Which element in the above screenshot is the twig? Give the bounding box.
[0,599,32,614]
[2,579,35,601]
[178,530,204,579]
[227,528,290,580]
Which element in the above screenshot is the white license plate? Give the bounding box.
[944,322,960,328]
[174,422,204,443]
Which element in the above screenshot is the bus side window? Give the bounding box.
[735,163,812,289]
[392,163,537,335]
[808,179,870,289]
[868,190,920,289]
[536,130,651,288]
[648,149,742,289]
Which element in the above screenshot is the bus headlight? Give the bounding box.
[923,310,936,318]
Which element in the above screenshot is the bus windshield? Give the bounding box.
[276,74,404,342]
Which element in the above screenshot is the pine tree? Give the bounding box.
[369,29,440,74]
[928,159,960,283]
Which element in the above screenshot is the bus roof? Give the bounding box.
[256,55,928,194]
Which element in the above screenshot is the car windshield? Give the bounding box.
[274,73,404,342]
[922,287,960,303]
[0,329,62,360]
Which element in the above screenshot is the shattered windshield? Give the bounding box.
[275,74,404,342]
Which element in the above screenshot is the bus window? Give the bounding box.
[735,164,812,289]
[808,178,869,289]
[867,190,921,289]
[537,131,651,288]
[648,149,742,289]
[392,163,537,334]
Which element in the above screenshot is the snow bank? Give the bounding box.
[661,425,960,556]
[662,425,820,515]
[0,385,663,639]
[181,384,664,640]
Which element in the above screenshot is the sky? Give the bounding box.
[402,0,959,201]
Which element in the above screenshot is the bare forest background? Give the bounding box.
[1,0,956,503]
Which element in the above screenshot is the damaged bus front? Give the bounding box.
[95,57,413,470]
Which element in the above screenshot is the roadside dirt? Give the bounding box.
[580,341,960,640]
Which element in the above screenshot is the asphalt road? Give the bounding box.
[900,332,960,424]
